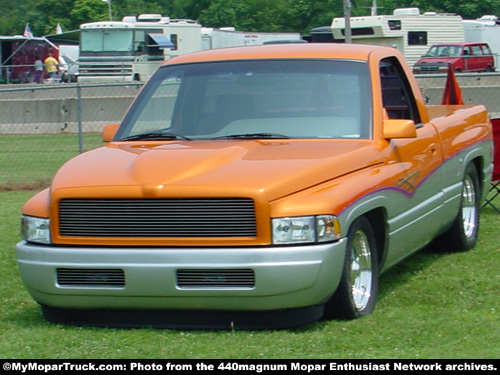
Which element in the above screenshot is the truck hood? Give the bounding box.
[52,140,382,201]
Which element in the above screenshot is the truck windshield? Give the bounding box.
[81,29,134,52]
[117,59,372,140]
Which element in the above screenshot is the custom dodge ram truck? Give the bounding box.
[17,44,493,328]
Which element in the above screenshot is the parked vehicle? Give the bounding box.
[58,45,79,82]
[464,16,500,69]
[331,8,465,67]
[17,44,493,328]
[201,27,301,49]
[413,42,495,73]
[78,14,302,83]
[0,36,57,83]
[78,15,202,83]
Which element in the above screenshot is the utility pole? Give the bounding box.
[371,0,378,16]
[103,0,113,21]
[344,0,352,44]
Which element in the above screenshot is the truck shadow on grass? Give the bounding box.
[8,247,447,332]
[376,202,500,305]
[376,243,447,303]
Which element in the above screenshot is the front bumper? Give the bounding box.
[16,240,347,312]
[413,64,449,74]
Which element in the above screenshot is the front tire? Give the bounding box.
[324,216,379,320]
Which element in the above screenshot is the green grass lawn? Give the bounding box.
[0,134,104,189]
[1,191,499,359]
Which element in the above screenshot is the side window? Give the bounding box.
[408,31,427,46]
[134,31,146,52]
[388,20,402,30]
[170,34,178,51]
[471,45,483,56]
[146,35,163,56]
[380,57,420,123]
[481,45,492,55]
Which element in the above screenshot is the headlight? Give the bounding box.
[272,215,340,245]
[21,215,51,244]
[316,215,341,243]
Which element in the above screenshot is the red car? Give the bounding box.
[413,42,495,73]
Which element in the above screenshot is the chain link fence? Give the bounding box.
[0,82,142,189]
[418,73,500,118]
[1,74,499,190]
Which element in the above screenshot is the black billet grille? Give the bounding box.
[57,268,125,287]
[59,198,257,238]
[176,269,255,288]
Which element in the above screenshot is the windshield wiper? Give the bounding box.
[213,133,292,140]
[120,130,191,141]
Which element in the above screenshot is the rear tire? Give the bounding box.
[436,163,480,252]
[324,216,379,320]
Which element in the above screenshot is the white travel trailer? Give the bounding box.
[464,16,500,67]
[331,8,465,67]
[201,28,302,50]
[78,15,202,83]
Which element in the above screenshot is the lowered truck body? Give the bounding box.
[17,44,493,328]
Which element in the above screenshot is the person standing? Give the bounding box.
[33,56,44,83]
[44,53,59,80]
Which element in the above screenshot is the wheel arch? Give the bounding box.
[461,144,490,201]
[463,155,485,201]
[470,156,483,192]
[343,205,388,268]
[341,196,389,268]
[362,207,388,268]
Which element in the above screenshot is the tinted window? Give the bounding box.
[388,20,402,30]
[342,27,375,36]
[380,57,420,123]
[408,32,427,46]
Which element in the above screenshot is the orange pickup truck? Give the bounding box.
[17,44,493,328]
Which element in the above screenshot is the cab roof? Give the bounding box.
[163,43,395,66]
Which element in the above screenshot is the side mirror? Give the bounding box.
[383,119,417,139]
[102,124,120,142]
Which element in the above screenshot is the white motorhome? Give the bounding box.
[464,16,500,67]
[78,15,201,83]
[201,28,302,50]
[331,8,464,67]
[78,15,303,83]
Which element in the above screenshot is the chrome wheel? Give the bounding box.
[433,163,480,252]
[461,175,477,240]
[350,230,373,311]
[324,216,378,320]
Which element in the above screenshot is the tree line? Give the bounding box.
[1,0,499,37]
